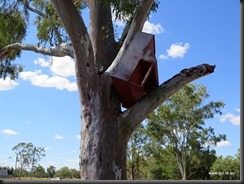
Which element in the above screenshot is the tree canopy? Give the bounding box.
[12,142,45,180]
[0,7,26,79]
[146,84,226,180]
[210,149,240,180]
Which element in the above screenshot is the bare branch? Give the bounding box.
[106,0,154,74]
[23,0,62,44]
[122,64,216,135]
[24,1,46,18]
[88,0,117,71]
[0,43,74,61]
[50,0,94,65]
[119,19,132,44]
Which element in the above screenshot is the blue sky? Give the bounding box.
[0,0,240,170]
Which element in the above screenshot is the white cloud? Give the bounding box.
[21,56,77,91]
[142,21,164,35]
[0,129,17,135]
[76,134,81,140]
[113,14,164,35]
[54,134,63,140]
[20,70,77,91]
[159,54,168,60]
[216,141,231,147]
[159,43,190,60]
[45,147,52,150]
[34,58,50,67]
[0,77,19,91]
[51,57,75,77]
[34,56,75,78]
[220,113,240,126]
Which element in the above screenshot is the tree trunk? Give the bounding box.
[50,0,217,180]
[80,112,128,179]
[175,153,186,180]
[79,75,129,179]
[182,152,187,180]
[131,166,135,180]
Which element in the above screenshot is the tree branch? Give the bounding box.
[106,0,154,74]
[119,19,132,44]
[0,43,74,61]
[88,0,117,71]
[24,0,62,44]
[50,0,93,63]
[122,64,216,135]
[24,1,46,18]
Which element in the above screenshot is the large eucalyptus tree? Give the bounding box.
[147,84,225,180]
[0,0,216,179]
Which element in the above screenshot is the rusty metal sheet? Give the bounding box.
[111,32,159,108]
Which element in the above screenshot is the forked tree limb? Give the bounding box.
[88,0,117,71]
[122,63,216,135]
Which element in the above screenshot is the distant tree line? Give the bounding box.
[0,165,80,179]
[1,142,80,180]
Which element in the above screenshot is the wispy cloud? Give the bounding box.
[34,58,50,67]
[112,14,164,35]
[0,129,17,135]
[216,141,231,147]
[20,69,77,91]
[34,56,75,78]
[142,21,164,35]
[19,56,77,91]
[75,134,81,140]
[45,147,52,150]
[54,134,64,140]
[0,77,19,91]
[220,112,240,126]
[159,42,190,60]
